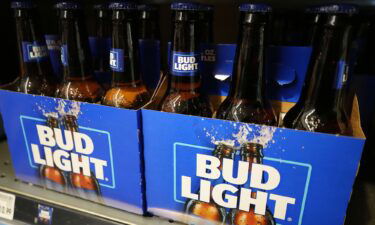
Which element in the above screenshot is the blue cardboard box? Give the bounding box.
[142,43,365,224]
[142,107,365,225]
[0,90,145,215]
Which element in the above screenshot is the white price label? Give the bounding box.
[0,191,15,220]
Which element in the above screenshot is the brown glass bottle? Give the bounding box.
[159,2,212,117]
[63,115,102,202]
[230,142,275,225]
[12,1,56,96]
[102,2,150,109]
[138,4,160,40]
[185,143,234,223]
[283,4,357,135]
[215,4,276,126]
[91,3,112,90]
[198,4,214,44]
[40,116,67,192]
[55,1,103,103]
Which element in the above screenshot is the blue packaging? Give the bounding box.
[142,109,365,225]
[0,90,145,214]
[169,43,312,102]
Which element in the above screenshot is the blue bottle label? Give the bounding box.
[171,51,199,77]
[22,41,48,62]
[110,48,125,72]
[61,44,68,66]
[334,60,347,90]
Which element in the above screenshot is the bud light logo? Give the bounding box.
[20,116,116,189]
[110,48,124,72]
[22,41,48,62]
[61,45,68,66]
[172,52,199,76]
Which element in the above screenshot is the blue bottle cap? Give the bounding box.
[310,4,358,14]
[11,0,35,9]
[239,3,272,13]
[55,1,82,10]
[199,4,213,11]
[93,3,108,10]
[138,4,159,11]
[171,2,201,11]
[109,1,137,10]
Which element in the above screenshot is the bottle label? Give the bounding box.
[171,51,199,76]
[61,44,68,66]
[334,60,347,89]
[109,48,124,72]
[22,41,48,62]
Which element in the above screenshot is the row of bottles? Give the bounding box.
[8,0,155,108]
[6,0,358,136]
[160,3,357,136]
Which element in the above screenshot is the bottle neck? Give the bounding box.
[139,11,160,40]
[298,14,353,112]
[199,11,213,43]
[242,150,263,189]
[110,10,142,86]
[229,13,268,102]
[60,9,92,80]
[14,9,50,78]
[170,10,201,92]
[96,10,111,38]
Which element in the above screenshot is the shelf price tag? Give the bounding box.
[0,191,15,220]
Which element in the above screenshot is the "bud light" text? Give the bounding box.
[172,52,199,77]
[31,125,108,180]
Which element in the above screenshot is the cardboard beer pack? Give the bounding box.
[0,91,146,214]
[142,44,366,225]
[0,38,161,215]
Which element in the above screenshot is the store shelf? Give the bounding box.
[0,141,180,225]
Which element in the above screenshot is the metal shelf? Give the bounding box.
[0,141,180,225]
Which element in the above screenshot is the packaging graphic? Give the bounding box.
[142,110,365,225]
[0,90,145,214]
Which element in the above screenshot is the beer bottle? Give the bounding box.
[55,1,104,103]
[160,2,212,117]
[40,116,67,192]
[198,4,214,44]
[138,4,160,40]
[283,4,357,135]
[230,143,275,225]
[185,143,233,223]
[63,115,102,202]
[305,6,327,46]
[11,0,56,96]
[102,1,150,109]
[92,3,112,90]
[215,4,276,126]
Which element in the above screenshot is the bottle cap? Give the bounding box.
[239,3,272,13]
[171,2,201,11]
[109,1,137,10]
[199,4,213,11]
[309,4,358,14]
[241,142,264,157]
[93,3,108,10]
[55,1,82,10]
[11,0,35,9]
[138,4,158,11]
